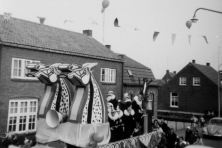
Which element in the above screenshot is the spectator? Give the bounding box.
[159,119,170,136]
[199,116,205,127]
[166,128,177,148]
[152,119,161,131]
[175,136,189,148]
[190,115,198,124]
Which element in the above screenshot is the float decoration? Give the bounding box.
[26,63,110,147]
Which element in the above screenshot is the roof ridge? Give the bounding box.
[0,15,84,36]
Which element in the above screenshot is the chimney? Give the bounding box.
[166,70,169,74]
[206,62,210,66]
[118,54,125,59]
[3,12,11,21]
[83,30,92,37]
[105,45,111,49]
[38,17,45,24]
[173,71,176,74]
[192,60,195,63]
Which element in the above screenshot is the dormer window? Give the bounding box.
[179,77,187,86]
[127,69,133,77]
[193,77,200,86]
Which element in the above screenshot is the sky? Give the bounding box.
[0,0,222,78]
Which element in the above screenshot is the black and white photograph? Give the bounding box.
[0,0,222,147]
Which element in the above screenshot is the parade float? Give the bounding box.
[26,62,162,148]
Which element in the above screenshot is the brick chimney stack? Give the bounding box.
[83,30,92,37]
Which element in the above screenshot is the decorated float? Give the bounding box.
[25,62,162,148]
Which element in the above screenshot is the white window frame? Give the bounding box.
[11,58,40,80]
[170,92,179,108]
[179,77,187,86]
[7,99,38,134]
[100,68,116,83]
[193,77,200,86]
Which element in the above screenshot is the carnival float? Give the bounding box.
[26,62,162,148]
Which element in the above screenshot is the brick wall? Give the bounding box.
[0,45,123,134]
[158,64,218,114]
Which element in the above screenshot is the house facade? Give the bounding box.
[158,60,221,121]
[0,15,123,135]
[120,54,155,97]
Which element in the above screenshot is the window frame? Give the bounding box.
[170,92,179,108]
[7,99,38,134]
[193,77,200,86]
[100,68,116,84]
[11,58,40,80]
[179,77,187,86]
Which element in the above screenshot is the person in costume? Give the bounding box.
[122,100,136,139]
[106,91,124,142]
[132,94,143,136]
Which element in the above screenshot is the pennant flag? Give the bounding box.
[202,35,208,44]
[188,35,191,45]
[114,18,120,27]
[153,31,159,42]
[171,33,176,45]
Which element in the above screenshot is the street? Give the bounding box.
[202,137,222,148]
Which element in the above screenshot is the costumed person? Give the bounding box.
[119,92,131,111]
[132,94,143,136]
[122,100,136,139]
[106,91,124,142]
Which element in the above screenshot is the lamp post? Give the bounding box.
[186,8,222,29]
[186,8,222,117]
[142,79,153,133]
[218,46,222,117]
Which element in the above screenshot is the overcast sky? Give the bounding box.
[1,0,222,78]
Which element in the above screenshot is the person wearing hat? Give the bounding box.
[122,100,136,139]
[106,91,124,142]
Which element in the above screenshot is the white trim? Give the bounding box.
[100,68,116,83]
[7,99,38,134]
[11,58,40,80]
[192,77,200,86]
[179,77,187,86]
[170,92,179,108]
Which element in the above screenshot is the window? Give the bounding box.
[127,69,133,77]
[100,68,116,83]
[179,77,187,86]
[11,58,40,80]
[170,92,178,108]
[7,99,38,133]
[193,77,200,86]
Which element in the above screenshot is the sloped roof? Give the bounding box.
[0,15,122,62]
[121,55,155,85]
[190,62,218,85]
[149,79,165,87]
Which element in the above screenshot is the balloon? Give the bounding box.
[101,0,109,13]
[102,0,109,9]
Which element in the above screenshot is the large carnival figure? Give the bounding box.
[26,63,110,147]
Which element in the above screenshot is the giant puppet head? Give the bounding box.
[26,63,110,147]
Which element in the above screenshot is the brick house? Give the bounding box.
[162,70,176,83]
[0,15,124,136]
[158,60,221,121]
[119,54,155,98]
